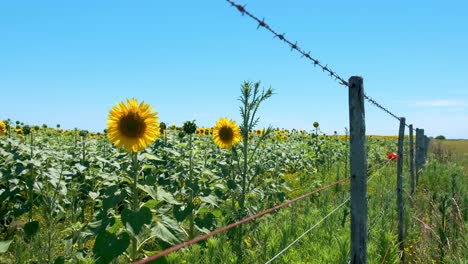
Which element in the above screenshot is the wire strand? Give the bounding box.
[265,159,389,263]
[265,197,350,264]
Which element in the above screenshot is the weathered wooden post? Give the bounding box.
[348,76,367,264]
[424,135,430,163]
[397,118,406,263]
[409,125,415,195]
[415,128,424,183]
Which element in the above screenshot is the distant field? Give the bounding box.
[435,139,468,170]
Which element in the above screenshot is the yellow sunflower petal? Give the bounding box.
[0,120,6,136]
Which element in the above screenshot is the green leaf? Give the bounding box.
[24,221,40,238]
[142,164,156,171]
[75,163,87,173]
[157,186,182,205]
[93,231,130,264]
[137,184,158,201]
[201,169,216,178]
[144,153,163,161]
[89,191,99,200]
[96,156,109,163]
[164,148,181,157]
[151,222,181,245]
[86,217,115,235]
[107,217,124,234]
[150,217,183,246]
[142,199,159,209]
[200,195,219,207]
[173,204,193,222]
[211,208,223,218]
[0,240,13,253]
[102,186,127,212]
[54,256,65,264]
[121,207,152,236]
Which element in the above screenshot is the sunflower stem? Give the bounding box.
[81,134,87,224]
[131,151,139,261]
[188,134,195,239]
[30,131,34,158]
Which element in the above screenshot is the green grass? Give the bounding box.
[432,139,468,173]
[441,139,468,165]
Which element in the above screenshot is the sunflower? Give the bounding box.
[107,98,160,153]
[16,128,23,135]
[212,117,241,149]
[197,128,205,136]
[0,120,6,136]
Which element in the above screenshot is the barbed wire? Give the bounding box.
[225,0,415,131]
[133,177,349,264]
[364,94,401,122]
[225,0,348,86]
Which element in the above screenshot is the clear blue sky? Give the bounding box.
[1,1,467,138]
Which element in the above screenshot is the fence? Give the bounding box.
[134,1,431,263]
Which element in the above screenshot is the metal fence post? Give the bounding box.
[397,117,406,263]
[409,125,415,195]
[348,76,367,264]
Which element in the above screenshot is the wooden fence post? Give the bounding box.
[424,135,430,163]
[348,76,367,264]
[397,117,406,263]
[415,128,424,183]
[409,125,415,195]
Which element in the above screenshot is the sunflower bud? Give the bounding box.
[79,130,89,138]
[23,125,31,135]
[160,122,167,135]
[313,122,319,128]
[183,120,197,135]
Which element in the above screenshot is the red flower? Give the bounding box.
[387,152,398,161]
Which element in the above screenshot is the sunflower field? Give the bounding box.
[1,82,466,264]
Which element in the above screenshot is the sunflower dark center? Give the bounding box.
[219,126,233,142]
[119,112,146,138]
